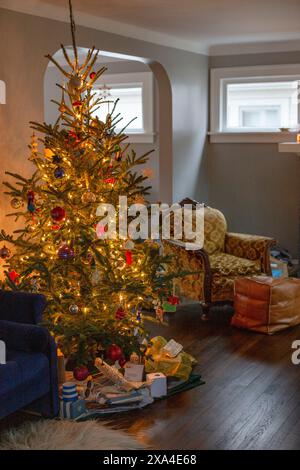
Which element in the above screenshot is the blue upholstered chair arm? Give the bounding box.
[0,291,59,418]
[0,319,49,353]
[0,290,47,324]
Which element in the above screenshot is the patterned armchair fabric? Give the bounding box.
[164,202,275,307]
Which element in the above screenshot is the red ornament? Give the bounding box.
[73,366,89,381]
[104,177,116,184]
[27,190,36,213]
[51,224,61,231]
[68,130,81,143]
[89,72,96,80]
[72,100,82,107]
[8,270,20,284]
[51,206,66,222]
[27,190,35,201]
[168,295,180,305]
[118,356,126,368]
[106,344,123,362]
[115,307,126,320]
[68,130,77,139]
[125,250,133,266]
[96,223,106,238]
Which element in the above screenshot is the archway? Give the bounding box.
[44,48,172,203]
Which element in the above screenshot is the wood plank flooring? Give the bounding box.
[1,304,300,450]
[113,304,300,450]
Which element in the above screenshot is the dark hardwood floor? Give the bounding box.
[1,303,300,450]
[114,304,300,450]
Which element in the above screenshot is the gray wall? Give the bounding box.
[209,51,300,257]
[0,7,209,228]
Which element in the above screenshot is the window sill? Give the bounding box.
[278,142,300,155]
[208,131,299,144]
[124,132,156,144]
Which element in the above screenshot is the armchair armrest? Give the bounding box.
[162,239,212,304]
[225,232,276,274]
[0,291,46,324]
[0,319,49,353]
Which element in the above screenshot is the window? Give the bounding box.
[94,86,143,132]
[210,64,300,143]
[92,72,154,143]
[226,81,298,131]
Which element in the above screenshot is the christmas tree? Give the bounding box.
[0,1,179,367]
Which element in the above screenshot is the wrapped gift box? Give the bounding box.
[59,398,86,419]
[145,336,197,381]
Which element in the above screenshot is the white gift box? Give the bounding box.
[124,363,144,382]
[146,372,167,398]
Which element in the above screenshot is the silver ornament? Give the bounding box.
[69,75,83,92]
[30,277,41,293]
[124,239,135,250]
[69,304,79,314]
[91,269,101,285]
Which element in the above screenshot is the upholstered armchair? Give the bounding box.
[163,199,275,319]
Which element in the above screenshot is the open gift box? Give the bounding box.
[144,336,197,381]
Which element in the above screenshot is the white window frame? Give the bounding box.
[0,80,6,104]
[93,72,154,143]
[210,64,300,143]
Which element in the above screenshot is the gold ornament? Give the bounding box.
[130,352,140,364]
[81,190,96,204]
[133,195,145,205]
[142,167,154,179]
[29,132,38,160]
[59,88,67,114]
[11,198,23,209]
[44,148,55,159]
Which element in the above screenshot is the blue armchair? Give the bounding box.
[0,290,59,419]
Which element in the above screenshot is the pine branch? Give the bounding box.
[60,43,76,70]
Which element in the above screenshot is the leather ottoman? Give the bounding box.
[232,276,300,334]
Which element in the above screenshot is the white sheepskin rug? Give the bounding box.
[0,419,144,450]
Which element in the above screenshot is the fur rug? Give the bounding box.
[0,419,144,450]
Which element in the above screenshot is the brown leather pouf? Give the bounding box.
[232,276,300,334]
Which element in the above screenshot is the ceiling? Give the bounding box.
[1,0,300,54]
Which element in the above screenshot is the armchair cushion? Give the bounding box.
[0,320,49,353]
[170,202,227,255]
[210,252,261,277]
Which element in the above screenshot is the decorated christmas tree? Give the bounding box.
[0,1,179,369]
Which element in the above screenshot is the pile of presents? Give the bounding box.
[59,336,199,420]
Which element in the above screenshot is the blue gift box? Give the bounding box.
[59,398,86,419]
